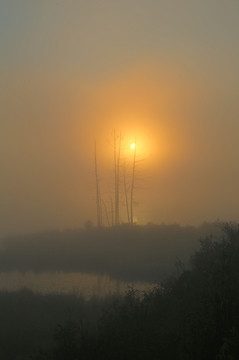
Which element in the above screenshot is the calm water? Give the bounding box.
[0,271,154,298]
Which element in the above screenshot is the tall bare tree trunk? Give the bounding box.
[114,131,117,225]
[123,164,130,224]
[130,140,136,225]
[94,140,102,227]
[102,200,110,227]
[114,130,121,225]
[116,133,121,224]
[110,197,114,226]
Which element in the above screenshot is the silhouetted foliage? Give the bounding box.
[2,222,238,359]
[29,223,239,360]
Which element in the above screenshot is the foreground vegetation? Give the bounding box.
[0,290,107,360]
[30,223,239,360]
[1,222,239,359]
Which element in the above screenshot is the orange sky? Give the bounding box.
[1,1,239,236]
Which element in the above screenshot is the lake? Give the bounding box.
[0,271,154,298]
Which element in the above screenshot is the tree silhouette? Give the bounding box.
[94,140,102,227]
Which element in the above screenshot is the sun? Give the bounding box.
[130,143,136,150]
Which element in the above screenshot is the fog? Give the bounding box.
[1,2,239,359]
[0,222,222,283]
[1,1,239,236]
[1,65,239,236]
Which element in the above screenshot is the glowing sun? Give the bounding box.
[130,143,136,150]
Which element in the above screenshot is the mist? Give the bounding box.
[1,63,239,237]
[1,1,239,236]
[1,1,239,359]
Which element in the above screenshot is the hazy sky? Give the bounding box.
[1,0,239,236]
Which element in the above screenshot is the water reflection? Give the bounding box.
[0,271,153,298]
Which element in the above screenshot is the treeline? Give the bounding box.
[30,223,239,360]
[0,222,221,281]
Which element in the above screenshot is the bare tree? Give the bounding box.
[94,140,102,227]
[114,130,121,225]
[110,197,114,226]
[123,163,130,224]
[102,200,110,227]
[130,139,136,225]
[94,133,141,227]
